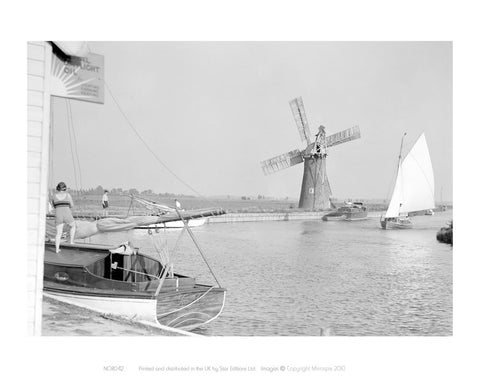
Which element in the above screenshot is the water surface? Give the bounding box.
[91,211,453,336]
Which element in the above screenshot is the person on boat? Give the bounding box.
[102,189,109,216]
[51,182,76,253]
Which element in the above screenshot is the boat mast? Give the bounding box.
[397,133,407,173]
[395,132,407,216]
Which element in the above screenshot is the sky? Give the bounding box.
[50,42,452,201]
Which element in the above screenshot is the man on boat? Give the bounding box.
[51,181,76,253]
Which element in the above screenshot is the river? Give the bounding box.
[87,210,452,336]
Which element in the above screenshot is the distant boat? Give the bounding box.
[127,194,208,229]
[380,132,435,229]
[136,218,206,229]
[322,201,368,221]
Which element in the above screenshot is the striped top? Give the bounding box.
[52,192,73,208]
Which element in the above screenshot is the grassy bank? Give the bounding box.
[68,194,395,216]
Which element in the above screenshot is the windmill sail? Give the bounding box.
[326,125,361,147]
[385,133,435,218]
[261,149,303,175]
[289,97,311,144]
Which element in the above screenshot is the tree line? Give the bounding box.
[69,185,195,198]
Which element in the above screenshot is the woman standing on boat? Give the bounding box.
[51,182,76,253]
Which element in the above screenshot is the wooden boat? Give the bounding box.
[381,133,435,230]
[44,206,226,332]
[43,242,225,331]
[322,201,368,221]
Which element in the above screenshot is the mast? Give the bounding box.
[396,132,407,176]
[395,132,407,215]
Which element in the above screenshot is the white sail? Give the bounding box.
[385,167,404,218]
[385,133,435,218]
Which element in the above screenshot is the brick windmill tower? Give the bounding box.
[260,97,361,210]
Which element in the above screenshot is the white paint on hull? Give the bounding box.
[43,290,221,335]
[137,218,206,229]
[43,291,157,322]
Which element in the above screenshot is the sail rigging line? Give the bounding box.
[65,99,79,191]
[85,43,224,211]
[66,99,83,190]
[385,133,407,216]
[175,207,222,288]
[48,97,55,192]
[102,81,222,209]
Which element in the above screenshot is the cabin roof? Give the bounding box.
[44,247,108,267]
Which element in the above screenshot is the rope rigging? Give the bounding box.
[66,99,79,191]
[66,99,83,190]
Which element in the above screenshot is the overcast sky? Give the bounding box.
[50,42,452,201]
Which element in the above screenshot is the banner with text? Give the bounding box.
[51,52,104,104]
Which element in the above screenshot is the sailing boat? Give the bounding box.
[46,95,227,331]
[44,201,227,331]
[380,132,435,229]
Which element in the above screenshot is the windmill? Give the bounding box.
[260,97,361,210]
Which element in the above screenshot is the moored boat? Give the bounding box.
[136,218,206,229]
[127,195,209,229]
[44,203,227,332]
[43,241,225,331]
[322,201,368,221]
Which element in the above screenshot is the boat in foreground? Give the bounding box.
[322,201,368,221]
[380,132,435,230]
[43,241,226,331]
[44,204,227,332]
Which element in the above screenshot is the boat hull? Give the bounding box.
[380,217,413,229]
[156,286,226,330]
[43,242,226,331]
[44,284,226,331]
[43,287,158,322]
[135,218,206,229]
[322,214,347,221]
[322,205,368,221]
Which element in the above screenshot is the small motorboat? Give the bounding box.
[322,201,368,221]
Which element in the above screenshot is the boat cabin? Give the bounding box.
[43,242,195,296]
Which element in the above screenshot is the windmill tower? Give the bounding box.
[260,97,361,210]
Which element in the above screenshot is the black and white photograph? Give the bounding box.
[30,40,453,338]
[5,1,480,376]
